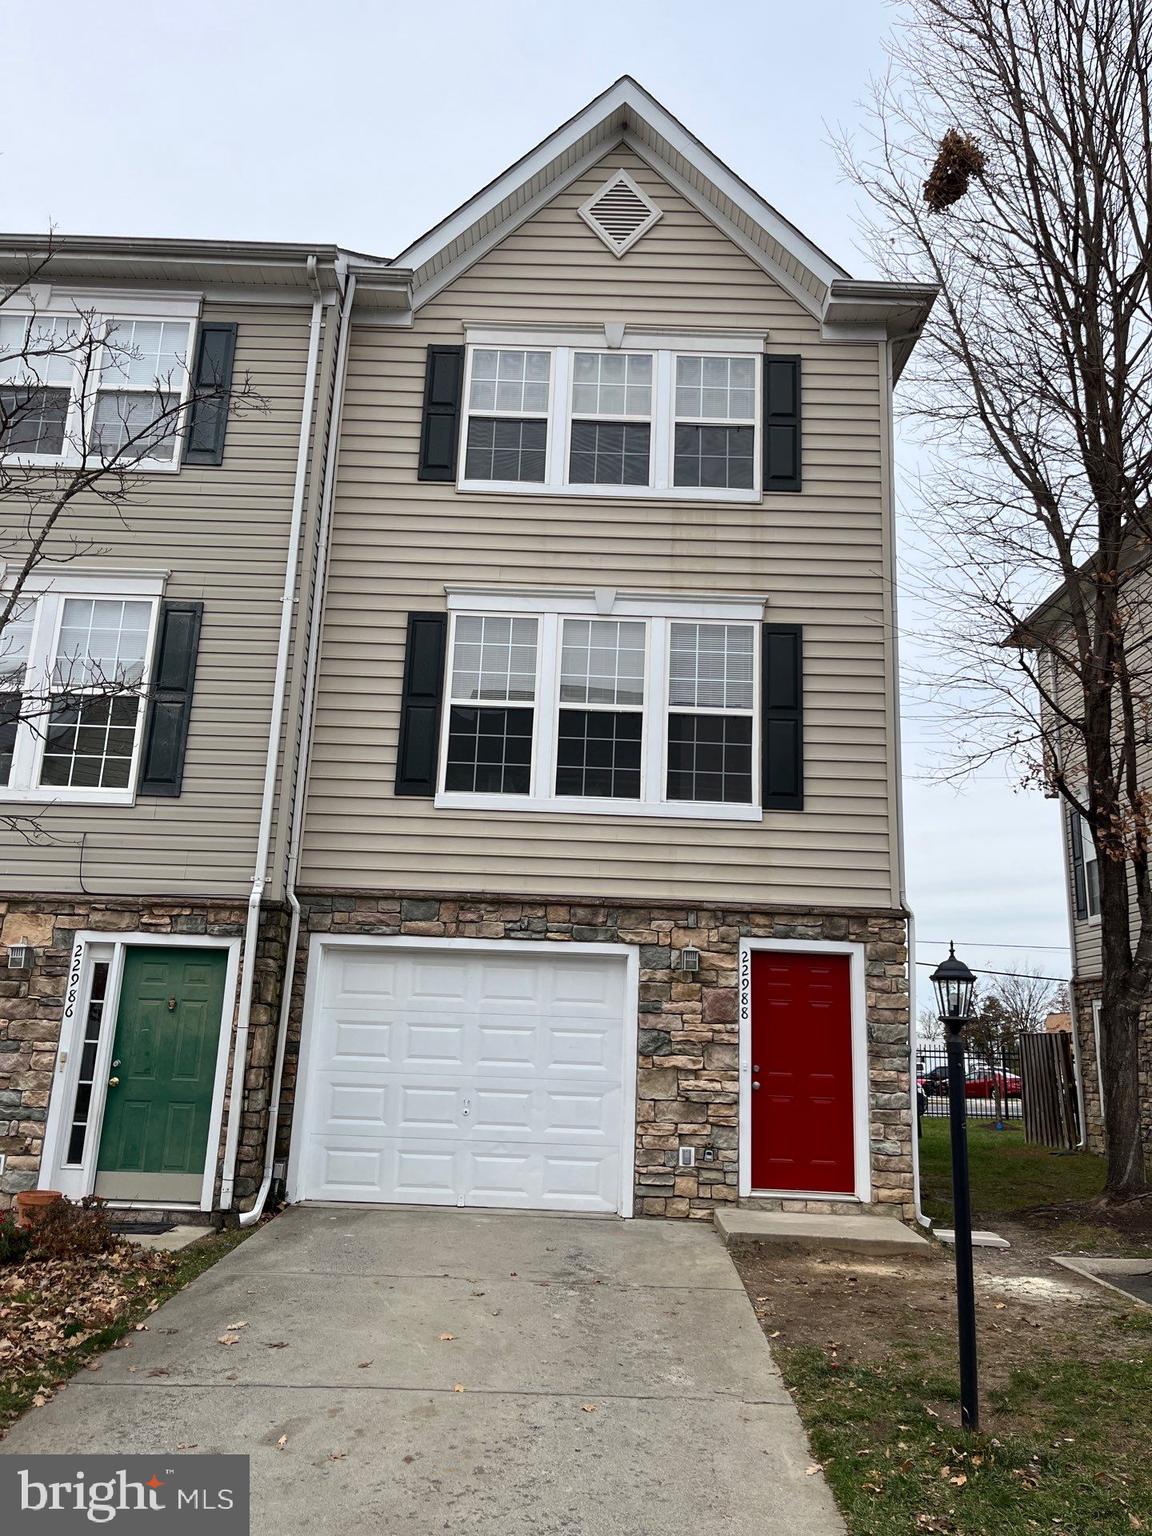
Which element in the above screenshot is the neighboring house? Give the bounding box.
[0,239,403,1213]
[2,78,936,1225]
[278,79,934,1222]
[1019,578,1152,1156]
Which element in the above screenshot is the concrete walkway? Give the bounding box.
[1,1206,844,1535]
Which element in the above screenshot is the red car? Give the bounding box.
[965,1069,1022,1098]
[918,1066,1022,1097]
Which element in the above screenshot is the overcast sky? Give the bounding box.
[1,0,1069,994]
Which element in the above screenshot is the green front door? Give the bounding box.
[95,947,228,1203]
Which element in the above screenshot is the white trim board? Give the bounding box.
[395,79,846,300]
[286,935,640,1218]
[738,938,872,1203]
[38,932,241,1212]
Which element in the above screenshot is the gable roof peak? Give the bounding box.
[392,76,850,311]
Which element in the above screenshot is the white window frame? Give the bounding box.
[435,586,765,821]
[1091,998,1105,1111]
[0,292,201,475]
[564,349,655,491]
[457,327,765,503]
[1080,815,1101,922]
[0,568,166,805]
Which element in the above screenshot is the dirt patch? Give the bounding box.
[731,1238,1138,1382]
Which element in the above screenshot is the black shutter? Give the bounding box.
[1069,807,1088,920]
[395,612,448,795]
[418,345,464,482]
[183,321,238,466]
[138,600,203,797]
[763,355,801,493]
[762,624,803,810]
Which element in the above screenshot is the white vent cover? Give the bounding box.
[579,169,662,257]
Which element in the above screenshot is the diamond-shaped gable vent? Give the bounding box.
[579,170,662,257]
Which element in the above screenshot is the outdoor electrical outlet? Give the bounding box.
[702,1146,716,1162]
[678,1146,696,1167]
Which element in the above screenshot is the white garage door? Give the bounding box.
[295,945,629,1213]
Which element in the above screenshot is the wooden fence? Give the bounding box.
[1020,1031,1081,1150]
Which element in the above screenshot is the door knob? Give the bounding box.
[108,1076,120,1087]
[752,1080,760,1091]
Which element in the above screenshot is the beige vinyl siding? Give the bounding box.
[301,148,897,907]
[0,300,324,899]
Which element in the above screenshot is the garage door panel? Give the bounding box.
[327,1082,388,1126]
[298,948,629,1213]
[548,962,627,1015]
[405,1020,467,1066]
[327,1017,393,1065]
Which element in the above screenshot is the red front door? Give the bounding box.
[750,951,856,1194]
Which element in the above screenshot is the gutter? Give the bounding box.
[217,255,327,1213]
[880,336,931,1229]
[238,270,358,1225]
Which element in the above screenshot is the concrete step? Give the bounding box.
[714,1208,933,1258]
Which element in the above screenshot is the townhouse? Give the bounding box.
[2,79,935,1225]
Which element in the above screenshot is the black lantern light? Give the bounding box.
[930,942,977,1029]
[931,942,980,1431]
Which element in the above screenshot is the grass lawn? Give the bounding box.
[918,1118,1106,1224]
[733,1243,1152,1535]
[0,1225,251,1435]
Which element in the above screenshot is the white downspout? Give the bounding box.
[239,270,358,1225]
[218,258,326,1213]
[883,337,930,1227]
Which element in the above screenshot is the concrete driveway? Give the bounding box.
[1,1206,843,1534]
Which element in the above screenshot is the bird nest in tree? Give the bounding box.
[923,128,987,212]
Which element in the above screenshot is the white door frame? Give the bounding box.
[287,934,640,1217]
[39,932,241,1212]
[738,937,871,1202]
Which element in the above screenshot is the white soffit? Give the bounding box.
[393,77,849,309]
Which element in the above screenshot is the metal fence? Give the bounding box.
[915,1042,1024,1121]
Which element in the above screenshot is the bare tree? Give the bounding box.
[842,0,1152,1198]
[1,243,261,839]
[981,964,1064,1037]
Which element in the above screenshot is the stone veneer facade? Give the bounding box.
[0,896,286,1208]
[277,893,916,1221]
[0,891,915,1220]
[1070,977,1152,1156]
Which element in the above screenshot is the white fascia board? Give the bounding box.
[395,79,635,272]
[621,134,825,320]
[408,137,619,312]
[395,77,847,308]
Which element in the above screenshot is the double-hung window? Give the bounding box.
[0,302,196,470]
[458,331,764,501]
[667,622,756,802]
[92,319,190,465]
[463,349,551,483]
[672,355,757,490]
[568,353,653,487]
[436,592,763,820]
[0,578,162,803]
[0,314,79,461]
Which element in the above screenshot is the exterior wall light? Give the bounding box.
[6,940,36,971]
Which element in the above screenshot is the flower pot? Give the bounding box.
[15,1189,64,1229]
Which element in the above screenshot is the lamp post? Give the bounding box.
[930,942,980,1431]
